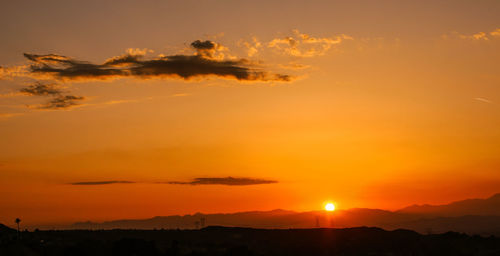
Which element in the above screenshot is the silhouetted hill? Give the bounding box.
[2,227,500,256]
[397,193,500,217]
[69,208,500,236]
[0,224,15,235]
[71,208,408,230]
[67,193,500,235]
[394,215,500,236]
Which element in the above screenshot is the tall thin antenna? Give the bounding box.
[200,217,206,228]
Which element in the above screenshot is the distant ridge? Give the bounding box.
[397,193,500,217]
[67,193,500,236]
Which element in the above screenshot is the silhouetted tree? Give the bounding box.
[14,218,20,240]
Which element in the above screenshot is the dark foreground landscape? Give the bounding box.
[2,225,500,256]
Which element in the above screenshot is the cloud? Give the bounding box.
[0,65,29,80]
[0,113,24,120]
[279,62,311,70]
[490,28,500,37]
[101,99,140,105]
[167,177,278,186]
[443,28,500,41]
[238,37,262,57]
[23,40,291,82]
[471,32,489,40]
[68,177,277,186]
[474,97,493,104]
[1,39,292,111]
[191,40,216,50]
[37,95,85,110]
[19,82,62,96]
[0,92,23,98]
[70,180,135,185]
[190,40,232,60]
[268,30,353,57]
[19,82,85,110]
[171,93,190,97]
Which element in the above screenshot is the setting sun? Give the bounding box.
[325,203,335,212]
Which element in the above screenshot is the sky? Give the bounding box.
[1,0,500,227]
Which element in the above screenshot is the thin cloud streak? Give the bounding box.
[37,95,85,110]
[166,177,278,186]
[442,28,500,41]
[69,181,136,185]
[0,113,25,120]
[474,97,493,104]
[68,177,277,186]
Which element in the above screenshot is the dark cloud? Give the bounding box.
[38,95,85,110]
[103,54,141,67]
[19,82,62,96]
[24,40,292,82]
[69,177,277,186]
[24,53,125,80]
[191,40,216,50]
[19,82,85,110]
[167,177,278,186]
[70,180,135,185]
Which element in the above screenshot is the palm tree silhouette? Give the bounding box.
[15,218,21,240]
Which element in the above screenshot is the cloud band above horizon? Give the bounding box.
[167,177,278,186]
[69,177,278,186]
[70,181,135,185]
[23,40,291,82]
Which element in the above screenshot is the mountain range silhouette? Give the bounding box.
[63,193,500,235]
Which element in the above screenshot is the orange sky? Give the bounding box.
[1,0,500,227]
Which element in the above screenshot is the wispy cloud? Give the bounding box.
[278,63,311,70]
[69,180,135,185]
[442,28,500,41]
[238,36,262,57]
[101,99,139,105]
[268,29,352,57]
[0,65,29,80]
[166,177,278,186]
[0,92,24,98]
[474,97,493,104]
[491,28,500,37]
[20,82,63,96]
[171,93,190,97]
[37,95,85,110]
[0,112,24,120]
[19,82,85,110]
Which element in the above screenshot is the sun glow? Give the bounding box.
[325,203,335,212]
